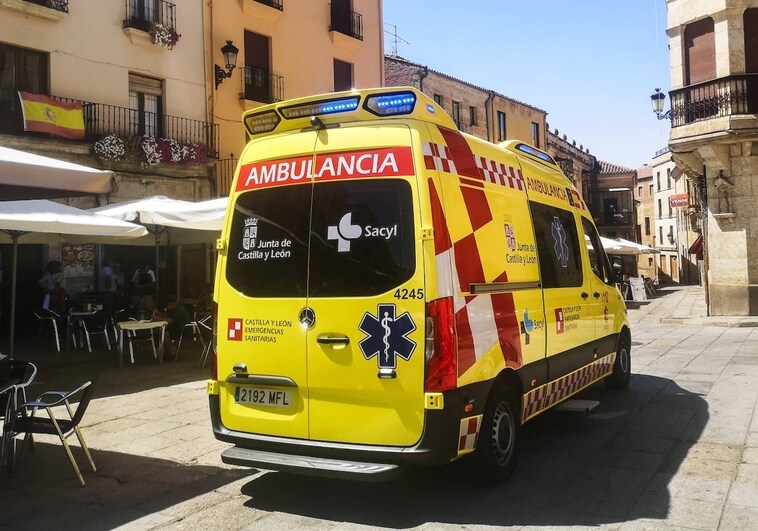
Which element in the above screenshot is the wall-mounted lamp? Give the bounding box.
[650,88,671,120]
[215,40,239,89]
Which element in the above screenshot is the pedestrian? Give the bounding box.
[98,257,117,319]
[150,294,191,360]
[38,260,66,314]
[131,264,156,297]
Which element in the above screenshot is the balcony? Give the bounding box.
[591,189,634,227]
[240,66,284,104]
[330,3,363,40]
[0,0,68,19]
[123,0,176,34]
[253,0,282,9]
[0,89,218,158]
[670,74,758,127]
[19,0,68,11]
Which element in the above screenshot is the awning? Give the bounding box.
[0,146,114,200]
[688,233,703,260]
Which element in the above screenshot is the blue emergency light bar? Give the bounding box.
[364,91,417,116]
[280,96,360,119]
[515,143,555,164]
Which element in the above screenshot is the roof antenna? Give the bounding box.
[384,23,410,56]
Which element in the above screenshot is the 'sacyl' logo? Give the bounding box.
[327,212,362,252]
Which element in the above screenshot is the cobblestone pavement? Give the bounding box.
[1,286,757,530]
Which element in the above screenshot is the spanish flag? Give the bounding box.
[18,91,85,140]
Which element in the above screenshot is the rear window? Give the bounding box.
[226,179,415,298]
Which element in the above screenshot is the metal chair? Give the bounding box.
[197,316,214,368]
[32,309,62,352]
[76,309,112,353]
[175,308,208,359]
[0,361,38,470]
[4,378,98,486]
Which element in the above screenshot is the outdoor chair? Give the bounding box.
[175,308,208,359]
[77,309,112,353]
[4,378,98,486]
[33,308,62,352]
[0,361,38,469]
[197,316,214,368]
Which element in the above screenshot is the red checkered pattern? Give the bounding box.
[228,318,243,341]
[474,156,525,191]
[423,142,457,174]
[522,354,615,421]
[458,415,483,452]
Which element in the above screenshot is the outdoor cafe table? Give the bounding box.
[65,309,97,351]
[116,320,167,367]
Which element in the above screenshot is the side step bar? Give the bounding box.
[221,446,406,482]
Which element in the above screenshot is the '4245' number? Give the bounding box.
[394,288,424,300]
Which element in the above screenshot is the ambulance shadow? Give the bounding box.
[241,374,708,528]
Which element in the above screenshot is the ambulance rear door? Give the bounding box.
[305,123,426,446]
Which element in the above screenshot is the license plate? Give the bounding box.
[235,386,292,408]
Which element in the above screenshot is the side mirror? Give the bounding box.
[612,256,624,283]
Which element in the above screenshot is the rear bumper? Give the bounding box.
[209,387,479,480]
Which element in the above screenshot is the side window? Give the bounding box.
[529,202,583,288]
[582,217,613,284]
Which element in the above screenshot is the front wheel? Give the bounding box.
[468,384,520,484]
[605,333,631,390]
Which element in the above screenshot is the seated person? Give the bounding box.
[150,294,192,359]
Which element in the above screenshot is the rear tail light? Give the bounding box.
[210,300,218,380]
[424,297,457,392]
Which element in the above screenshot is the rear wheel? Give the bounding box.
[468,383,520,484]
[605,333,631,390]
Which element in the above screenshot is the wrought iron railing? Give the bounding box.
[330,4,363,40]
[253,0,283,10]
[669,74,758,127]
[213,156,238,196]
[240,66,284,104]
[123,0,176,33]
[23,0,69,12]
[0,89,218,158]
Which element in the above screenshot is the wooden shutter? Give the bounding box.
[745,9,758,74]
[685,18,716,85]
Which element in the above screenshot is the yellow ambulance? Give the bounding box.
[208,87,631,483]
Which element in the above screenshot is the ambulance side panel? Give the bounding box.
[422,126,547,394]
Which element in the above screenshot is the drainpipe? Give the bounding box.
[485,90,495,143]
[418,66,428,91]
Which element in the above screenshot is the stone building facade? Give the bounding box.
[664,0,758,314]
[384,55,547,147]
[635,164,657,280]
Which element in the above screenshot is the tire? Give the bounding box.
[605,333,631,390]
[468,383,520,484]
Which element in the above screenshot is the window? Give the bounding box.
[497,111,506,142]
[128,73,162,137]
[333,59,353,92]
[648,257,653,267]
[644,217,650,236]
[746,9,758,73]
[656,172,661,191]
[128,0,158,31]
[582,218,612,284]
[667,168,671,189]
[451,100,461,128]
[244,30,272,102]
[469,106,477,126]
[529,202,583,288]
[227,179,415,298]
[433,94,443,107]
[0,43,48,135]
[638,185,642,197]
[668,202,672,218]
[659,226,663,244]
[657,198,662,218]
[531,122,540,148]
[649,183,654,195]
[684,17,716,85]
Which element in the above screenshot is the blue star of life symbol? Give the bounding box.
[358,304,417,370]
[551,216,570,268]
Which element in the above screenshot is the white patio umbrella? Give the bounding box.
[600,236,659,255]
[0,146,113,200]
[89,196,227,298]
[0,199,148,357]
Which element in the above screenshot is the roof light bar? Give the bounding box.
[515,143,555,164]
[364,91,417,116]
[244,110,281,135]
[280,96,360,119]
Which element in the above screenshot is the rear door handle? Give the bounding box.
[593,292,601,299]
[581,292,589,300]
[317,335,350,345]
